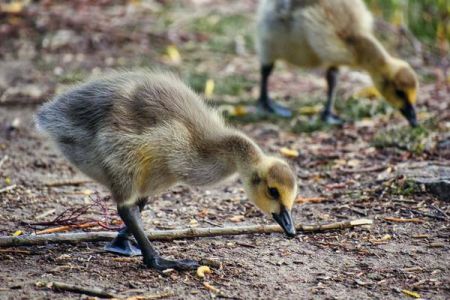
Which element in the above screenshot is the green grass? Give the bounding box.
[190,14,252,53]
[336,97,392,120]
[389,179,422,196]
[372,126,430,154]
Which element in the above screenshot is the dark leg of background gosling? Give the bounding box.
[321,66,340,122]
[259,63,274,106]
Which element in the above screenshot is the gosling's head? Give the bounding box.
[243,156,297,237]
[374,58,419,127]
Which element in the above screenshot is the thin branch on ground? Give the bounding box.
[0,184,16,194]
[21,193,122,231]
[0,219,373,247]
[44,281,118,298]
[43,179,92,187]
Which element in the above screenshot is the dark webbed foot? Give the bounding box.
[321,111,344,125]
[258,98,292,118]
[145,256,199,271]
[105,235,142,256]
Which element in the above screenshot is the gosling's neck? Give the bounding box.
[215,131,264,177]
[350,33,393,78]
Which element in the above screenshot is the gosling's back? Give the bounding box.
[257,0,374,67]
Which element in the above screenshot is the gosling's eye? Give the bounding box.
[395,89,407,100]
[268,187,280,200]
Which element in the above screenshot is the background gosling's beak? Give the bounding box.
[272,206,296,237]
[400,103,418,127]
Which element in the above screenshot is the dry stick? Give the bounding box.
[0,184,16,194]
[338,165,387,174]
[384,217,424,223]
[0,219,373,248]
[0,155,8,169]
[296,196,328,204]
[48,281,118,298]
[46,280,175,300]
[35,221,100,235]
[43,179,92,187]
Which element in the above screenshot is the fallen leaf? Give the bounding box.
[12,230,23,236]
[295,196,326,204]
[165,45,181,64]
[401,289,421,298]
[233,105,247,117]
[298,105,322,115]
[204,79,214,98]
[280,147,299,158]
[196,266,212,278]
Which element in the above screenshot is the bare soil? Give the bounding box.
[0,1,449,299]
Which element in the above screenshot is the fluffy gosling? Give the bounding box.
[36,71,298,271]
[256,0,419,126]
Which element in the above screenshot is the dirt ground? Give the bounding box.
[0,1,449,299]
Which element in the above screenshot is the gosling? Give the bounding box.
[256,0,419,126]
[36,70,297,271]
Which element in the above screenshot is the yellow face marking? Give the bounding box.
[406,88,417,105]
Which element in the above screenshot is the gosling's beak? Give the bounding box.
[272,206,296,238]
[400,102,418,127]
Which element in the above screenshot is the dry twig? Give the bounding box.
[45,281,117,298]
[0,219,373,247]
[43,179,92,187]
[0,184,16,194]
[35,221,100,235]
[384,217,424,223]
[296,196,328,204]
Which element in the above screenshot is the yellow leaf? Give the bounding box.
[204,79,214,98]
[165,45,181,64]
[12,230,23,236]
[5,177,11,185]
[401,289,420,298]
[0,1,24,14]
[298,105,322,115]
[354,86,381,99]
[280,147,299,158]
[196,266,212,278]
[233,105,247,117]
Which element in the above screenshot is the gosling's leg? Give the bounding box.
[117,203,199,271]
[321,66,343,125]
[104,198,148,256]
[258,63,292,118]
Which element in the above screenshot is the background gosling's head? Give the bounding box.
[375,58,419,127]
[243,157,297,237]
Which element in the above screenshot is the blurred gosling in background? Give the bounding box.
[256,0,419,126]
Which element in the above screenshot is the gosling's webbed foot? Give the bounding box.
[104,236,142,257]
[145,256,199,271]
[320,111,344,125]
[258,98,292,118]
